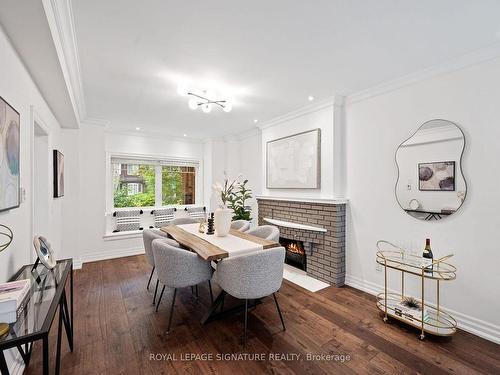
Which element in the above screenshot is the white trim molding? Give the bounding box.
[257,96,335,130]
[42,0,85,126]
[76,247,145,268]
[104,128,205,144]
[345,274,500,344]
[263,217,327,233]
[256,195,348,205]
[346,42,500,105]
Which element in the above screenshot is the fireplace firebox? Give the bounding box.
[280,237,306,271]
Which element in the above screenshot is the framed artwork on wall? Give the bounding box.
[418,161,455,191]
[53,150,64,197]
[266,128,321,189]
[0,96,20,212]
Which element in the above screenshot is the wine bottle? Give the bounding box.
[422,238,433,273]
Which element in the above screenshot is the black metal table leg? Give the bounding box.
[0,351,9,375]
[15,343,32,366]
[200,291,262,325]
[61,292,73,351]
[200,290,226,324]
[42,336,49,375]
[70,262,74,348]
[55,303,64,375]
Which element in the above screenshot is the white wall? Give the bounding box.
[345,57,500,342]
[223,131,263,224]
[62,126,208,265]
[0,24,64,373]
[260,105,336,199]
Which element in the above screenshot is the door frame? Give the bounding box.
[30,106,51,262]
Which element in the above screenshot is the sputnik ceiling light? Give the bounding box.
[177,85,232,113]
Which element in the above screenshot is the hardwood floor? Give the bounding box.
[24,255,499,375]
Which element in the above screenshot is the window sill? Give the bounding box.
[105,204,200,216]
[103,230,143,241]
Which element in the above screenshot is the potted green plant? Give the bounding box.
[227,179,253,221]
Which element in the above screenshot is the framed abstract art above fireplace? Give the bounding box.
[0,96,20,212]
[266,128,321,189]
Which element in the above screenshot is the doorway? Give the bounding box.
[32,121,50,260]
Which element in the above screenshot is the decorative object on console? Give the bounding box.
[113,209,143,232]
[266,128,321,189]
[53,150,65,198]
[0,224,13,252]
[32,236,56,270]
[206,213,215,235]
[0,279,31,324]
[395,119,467,221]
[0,96,20,212]
[0,323,8,338]
[227,179,253,221]
[177,85,232,113]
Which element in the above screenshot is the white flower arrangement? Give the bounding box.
[212,171,242,207]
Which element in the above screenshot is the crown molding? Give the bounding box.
[104,128,204,144]
[346,42,500,105]
[82,117,110,127]
[225,126,261,142]
[42,0,86,126]
[257,96,335,131]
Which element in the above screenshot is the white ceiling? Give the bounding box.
[69,0,500,138]
[0,0,79,128]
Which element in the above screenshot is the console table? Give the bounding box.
[0,259,74,375]
[375,241,457,340]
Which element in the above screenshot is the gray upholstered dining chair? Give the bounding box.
[246,225,280,242]
[170,217,200,226]
[142,229,180,304]
[211,246,286,344]
[230,220,250,232]
[152,239,213,334]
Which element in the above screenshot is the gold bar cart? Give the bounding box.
[376,240,457,340]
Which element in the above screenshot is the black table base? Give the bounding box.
[0,260,74,375]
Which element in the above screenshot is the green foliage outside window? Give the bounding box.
[113,163,195,208]
[162,166,186,205]
[113,165,156,208]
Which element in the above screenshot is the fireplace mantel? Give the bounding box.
[263,217,327,233]
[256,195,348,205]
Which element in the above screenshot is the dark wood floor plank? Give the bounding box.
[22,255,499,375]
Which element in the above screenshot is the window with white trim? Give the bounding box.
[111,157,198,208]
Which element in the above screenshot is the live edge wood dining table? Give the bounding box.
[160,223,280,323]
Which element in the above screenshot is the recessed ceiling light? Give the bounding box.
[135,127,141,131]
[308,96,314,101]
[253,119,258,123]
[183,133,187,137]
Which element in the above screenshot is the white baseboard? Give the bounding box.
[345,274,500,344]
[75,247,145,268]
[73,259,83,270]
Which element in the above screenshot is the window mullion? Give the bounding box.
[155,164,162,206]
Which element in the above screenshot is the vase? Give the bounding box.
[214,206,232,237]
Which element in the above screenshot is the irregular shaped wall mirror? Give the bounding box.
[395,119,466,220]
